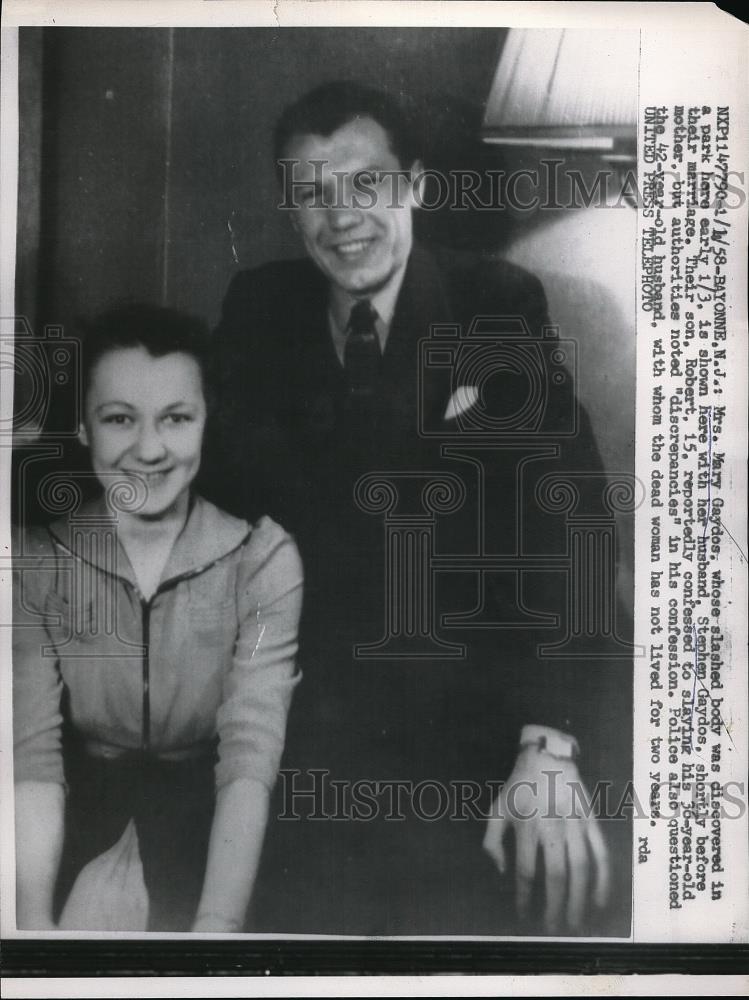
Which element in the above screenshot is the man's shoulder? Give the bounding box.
[412,243,550,337]
[425,243,546,302]
[217,257,328,347]
[222,257,323,304]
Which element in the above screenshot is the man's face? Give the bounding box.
[283,116,420,297]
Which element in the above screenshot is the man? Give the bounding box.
[203,81,631,935]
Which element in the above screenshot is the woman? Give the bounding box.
[13,303,303,932]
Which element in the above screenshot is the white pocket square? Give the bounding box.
[443,385,479,422]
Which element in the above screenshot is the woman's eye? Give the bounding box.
[166,413,193,424]
[103,414,132,426]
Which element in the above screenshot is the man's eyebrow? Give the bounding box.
[355,165,410,177]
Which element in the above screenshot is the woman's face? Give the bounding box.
[80,346,207,519]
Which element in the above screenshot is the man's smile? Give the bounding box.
[329,237,376,259]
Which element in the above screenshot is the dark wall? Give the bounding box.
[32,29,173,331]
[20,27,505,333]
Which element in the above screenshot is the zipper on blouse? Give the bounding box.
[49,523,252,758]
[141,597,152,752]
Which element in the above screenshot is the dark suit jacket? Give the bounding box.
[202,243,632,934]
[206,242,562,513]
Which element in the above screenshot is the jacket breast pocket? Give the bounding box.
[187,586,239,662]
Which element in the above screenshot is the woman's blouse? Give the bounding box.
[13,495,303,791]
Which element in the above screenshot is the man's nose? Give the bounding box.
[135,422,168,462]
[327,203,362,231]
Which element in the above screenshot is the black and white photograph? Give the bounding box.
[1,0,747,990]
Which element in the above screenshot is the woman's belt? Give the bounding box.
[84,739,215,763]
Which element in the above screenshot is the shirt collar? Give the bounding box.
[48,493,251,591]
[328,256,409,363]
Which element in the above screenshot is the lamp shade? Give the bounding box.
[482,28,639,151]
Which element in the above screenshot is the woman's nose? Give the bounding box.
[135,423,168,462]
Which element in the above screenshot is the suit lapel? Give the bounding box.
[383,243,457,429]
[385,244,453,359]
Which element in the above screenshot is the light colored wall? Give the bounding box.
[505,202,636,478]
[504,182,637,605]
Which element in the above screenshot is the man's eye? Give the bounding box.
[103,414,132,426]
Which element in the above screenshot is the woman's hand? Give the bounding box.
[191,912,243,933]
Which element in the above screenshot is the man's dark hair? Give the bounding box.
[80,302,213,409]
[274,80,420,175]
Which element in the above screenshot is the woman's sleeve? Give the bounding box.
[214,516,304,790]
[12,530,65,786]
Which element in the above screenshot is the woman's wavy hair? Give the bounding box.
[78,302,215,418]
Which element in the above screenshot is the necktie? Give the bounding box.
[344,299,381,397]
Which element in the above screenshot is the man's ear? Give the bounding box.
[409,160,426,207]
[78,422,89,448]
